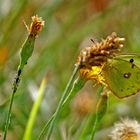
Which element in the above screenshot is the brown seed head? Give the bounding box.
[25,15,45,37]
[76,32,125,69]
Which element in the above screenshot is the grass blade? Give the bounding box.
[23,76,47,140]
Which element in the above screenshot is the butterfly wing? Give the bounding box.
[103,59,140,98]
[115,54,140,67]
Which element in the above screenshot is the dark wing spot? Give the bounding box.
[129,58,134,63]
[123,72,131,78]
[131,64,135,68]
[129,58,134,68]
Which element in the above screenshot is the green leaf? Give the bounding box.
[18,35,35,71]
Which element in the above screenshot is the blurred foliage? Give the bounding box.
[0,0,140,139]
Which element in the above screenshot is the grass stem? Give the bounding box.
[38,64,80,140]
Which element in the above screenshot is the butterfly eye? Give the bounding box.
[123,72,131,78]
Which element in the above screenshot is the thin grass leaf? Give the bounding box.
[23,76,47,140]
[62,76,86,106]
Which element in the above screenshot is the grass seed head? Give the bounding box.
[77,32,125,69]
[25,15,45,37]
